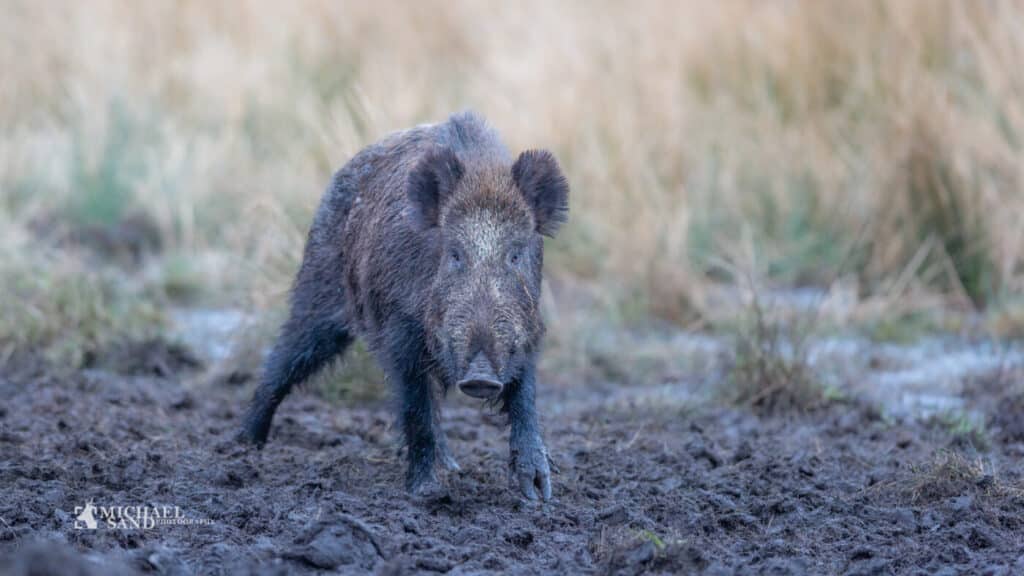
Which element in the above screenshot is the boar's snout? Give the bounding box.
[456,352,503,399]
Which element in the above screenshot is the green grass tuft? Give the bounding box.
[65,101,153,228]
[0,230,164,368]
[719,291,830,414]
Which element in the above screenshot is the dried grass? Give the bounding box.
[2,1,1024,358]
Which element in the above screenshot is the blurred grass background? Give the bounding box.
[2,0,1024,373]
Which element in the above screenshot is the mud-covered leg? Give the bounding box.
[382,316,444,496]
[239,231,352,444]
[504,363,551,501]
[238,168,361,445]
[239,313,351,445]
[400,371,441,495]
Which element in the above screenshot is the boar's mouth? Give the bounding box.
[456,352,503,399]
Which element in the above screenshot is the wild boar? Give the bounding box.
[239,111,568,500]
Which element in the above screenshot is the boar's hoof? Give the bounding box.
[410,476,449,502]
[509,438,553,501]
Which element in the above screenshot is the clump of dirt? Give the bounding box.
[599,531,708,576]
[1,540,136,576]
[281,512,384,571]
[2,338,1023,574]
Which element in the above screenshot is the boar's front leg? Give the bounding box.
[384,316,444,497]
[504,364,552,501]
[400,371,443,496]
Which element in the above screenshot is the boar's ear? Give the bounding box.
[408,147,464,229]
[512,150,569,237]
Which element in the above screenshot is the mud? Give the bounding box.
[2,342,1023,575]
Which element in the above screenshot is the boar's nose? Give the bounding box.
[457,352,503,399]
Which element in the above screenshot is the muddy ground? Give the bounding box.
[1,340,1023,575]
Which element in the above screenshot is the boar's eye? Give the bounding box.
[506,246,524,268]
[448,248,464,271]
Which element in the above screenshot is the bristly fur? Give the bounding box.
[512,149,570,237]
[238,110,566,496]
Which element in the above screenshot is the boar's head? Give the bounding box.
[408,148,569,399]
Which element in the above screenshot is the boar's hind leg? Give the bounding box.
[239,243,353,445]
[239,169,359,446]
[239,312,352,445]
[240,315,352,445]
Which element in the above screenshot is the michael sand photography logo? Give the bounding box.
[72,499,212,530]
